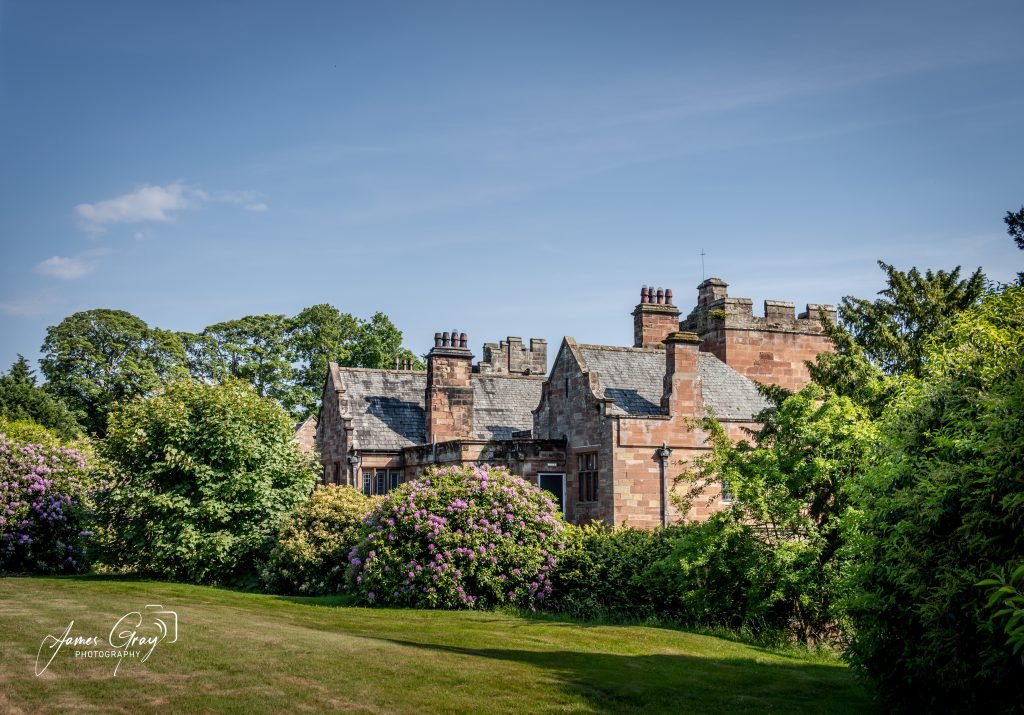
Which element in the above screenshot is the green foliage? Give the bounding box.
[806,318,895,418]
[348,311,423,372]
[347,464,566,609]
[287,304,361,416]
[676,386,874,642]
[546,523,679,620]
[37,305,422,423]
[1005,205,1024,284]
[262,486,378,595]
[979,563,1024,665]
[649,513,784,632]
[0,356,82,439]
[844,286,1024,712]
[199,315,295,404]
[40,309,187,435]
[839,260,985,377]
[0,416,64,448]
[98,378,318,585]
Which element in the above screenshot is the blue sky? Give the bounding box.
[1,1,1022,372]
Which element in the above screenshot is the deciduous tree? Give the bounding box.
[39,309,186,435]
[287,304,361,416]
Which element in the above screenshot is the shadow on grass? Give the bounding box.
[375,637,875,714]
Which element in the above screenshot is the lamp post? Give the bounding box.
[656,443,672,528]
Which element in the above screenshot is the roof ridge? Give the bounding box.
[472,373,546,382]
[577,343,665,353]
[335,366,425,374]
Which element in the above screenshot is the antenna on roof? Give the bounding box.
[700,248,706,281]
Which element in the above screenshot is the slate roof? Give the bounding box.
[697,353,773,420]
[333,367,544,450]
[472,375,544,440]
[575,345,769,420]
[339,368,427,450]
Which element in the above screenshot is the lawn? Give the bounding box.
[0,576,874,714]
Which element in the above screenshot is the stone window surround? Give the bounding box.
[362,468,401,496]
[577,452,598,503]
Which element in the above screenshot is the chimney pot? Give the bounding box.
[434,332,443,348]
[656,288,664,305]
[442,331,450,347]
[641,286,649,304]
[665,288,673,305]
[459,332,468,349]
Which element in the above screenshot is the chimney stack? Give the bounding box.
[425,329,474,443]
[697,277,728,308]
[633,286,681,348]
[661,331,703,416]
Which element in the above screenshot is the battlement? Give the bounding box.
[679,278,836,392]
[476,336,548,376]
[682,278,836,335]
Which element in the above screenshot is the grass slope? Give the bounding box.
[0,577,873,714]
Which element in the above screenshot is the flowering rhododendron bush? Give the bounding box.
[0,430,91,574]
[347,464,566,609]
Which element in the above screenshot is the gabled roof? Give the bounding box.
[472,375,544,440]
[330,366,543,450]
[340,368,427,450]
[575,344,770,420]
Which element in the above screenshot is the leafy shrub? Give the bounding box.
[263,486,377,595]
[546,523,679,620]
[648,514,781,630]
[0,423,92,574]
[675,386,873,643]
[346,464,566,609]
[844,287,1024,711]
[98,378,318,585]
[979,563,1024,665]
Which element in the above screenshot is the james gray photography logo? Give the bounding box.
[35,604,179,677]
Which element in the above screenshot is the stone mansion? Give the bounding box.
[313,278,835,528]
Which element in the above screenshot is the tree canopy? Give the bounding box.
[1005,205,1024,284]
[37,304,422,430]
[837,261,985,378]
[0,356,82,440]
[844,286,1024,711]
[39,309,186,436]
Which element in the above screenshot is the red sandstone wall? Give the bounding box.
[613,412,756,527]
[317,369,352,485]
[533,341,615,525]
[703,329,832,392]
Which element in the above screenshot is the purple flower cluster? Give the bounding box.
[346,464,565,610]
[0,434,90,574]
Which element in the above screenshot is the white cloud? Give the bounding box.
[74,182,267,233]
[34,255,96,279]
[74,182,205,232]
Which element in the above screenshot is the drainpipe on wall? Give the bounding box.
[656,442,672,528]
[347,452,360,489]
